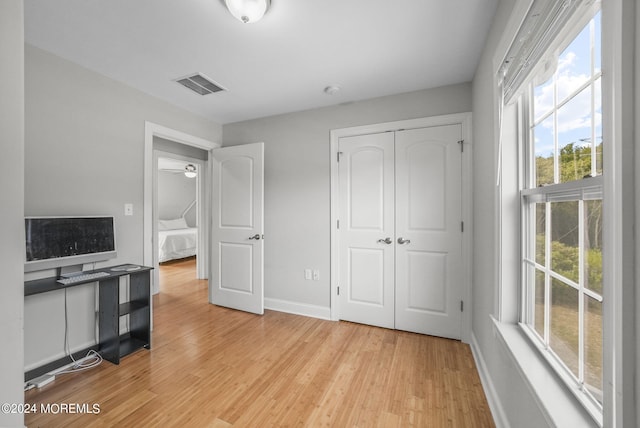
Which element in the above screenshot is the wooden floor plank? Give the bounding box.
[25,257,494,427]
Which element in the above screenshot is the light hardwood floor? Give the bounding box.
[25,258,494,427]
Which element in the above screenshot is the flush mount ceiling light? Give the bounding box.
[225,0,271,24]
[184,164,197,178]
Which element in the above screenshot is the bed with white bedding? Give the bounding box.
[158,218,197,263]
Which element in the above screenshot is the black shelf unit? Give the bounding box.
[98,268,152,364]
[24,265,152,374]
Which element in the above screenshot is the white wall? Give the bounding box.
[0,2,25,427]
[223,83,471,313]
[23,45,221,371]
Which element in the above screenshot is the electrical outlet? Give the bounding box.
[313,270,319,281]
[304,269,312,280]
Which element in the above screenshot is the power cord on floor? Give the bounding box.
[61,288,103,373]
[24,349,104,391]
[63,288,75,363]
[24,278,105,392]
[56,350,103,374]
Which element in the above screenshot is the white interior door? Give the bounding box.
[394,125,462,339]
[338,132,395,329]
[210,142,264,314]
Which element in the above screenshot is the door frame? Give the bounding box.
[329,112,473,343]
[144,121,220,295]
[154,150,204,281]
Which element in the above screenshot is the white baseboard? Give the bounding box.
[264,297,332,320]
[470,332,509,428]
[24,340,97,372]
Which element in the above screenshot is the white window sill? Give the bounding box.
[491,316,601,427]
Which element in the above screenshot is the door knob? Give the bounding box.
[377,237,392,244]
[397,237,411,244]
[249,234,261,240]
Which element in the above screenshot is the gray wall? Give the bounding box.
[616,0,638,424]
[0,2,25,427]
[634,3,640,416]
[223,83,471,310]
[154,135,208,227]
[636,0,640,419]
[23,45,221,370]
[158,170,197,226]
[470,1,552,425]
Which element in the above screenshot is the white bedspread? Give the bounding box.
[158,227,197,262]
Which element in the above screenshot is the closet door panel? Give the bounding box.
[395,125,463,339]
[405,250,447,313]
[405,142,447,231]
[337,132,395,329]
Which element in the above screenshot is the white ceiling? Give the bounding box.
[24,0,498,124]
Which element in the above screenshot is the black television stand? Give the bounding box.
[24,264,153,381]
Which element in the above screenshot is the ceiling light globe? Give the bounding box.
[184,164,197,178]
[225,0,270,24]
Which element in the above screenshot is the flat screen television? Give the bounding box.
[24,216,117,273]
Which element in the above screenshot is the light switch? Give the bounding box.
[304,269,312,280]
[124,203,133,216]
[313,270,320,281]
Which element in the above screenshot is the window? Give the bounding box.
[521,9,604,410]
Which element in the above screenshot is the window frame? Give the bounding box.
[494,0,634,425]
[517,4,605,422]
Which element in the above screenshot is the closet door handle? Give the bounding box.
[377,237,393,244]
[397,237,411,245]
[249,234,261,240]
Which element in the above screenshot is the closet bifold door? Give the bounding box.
[337,132,395,329]
[394,125,463,339]
[337,124,463,340]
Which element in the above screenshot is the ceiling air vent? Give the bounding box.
[174,73,225,96]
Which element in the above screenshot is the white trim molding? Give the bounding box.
[153,149,205,277]
[143,121,219,296]
[264,298,331,321]
[470,332,509,428]
[491,317,599,427]
[600,0,637,426]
